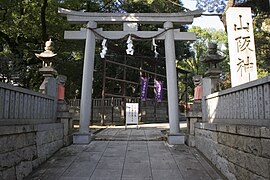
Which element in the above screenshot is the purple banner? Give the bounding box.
[140,77,149,101]
[154,79,163,102]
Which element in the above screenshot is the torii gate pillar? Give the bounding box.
[73,21,97,144]
[164,21,184,144]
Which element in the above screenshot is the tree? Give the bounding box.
[193,0,270,81]
[0,0,47,87]
[176,26,229,100]
[0,0,191,100]
[194,0,269,14]
[177,27,228,75]
[121,0,185,13]
[195,0,228,13]
[90,0,189,99]
[0,0,103,93]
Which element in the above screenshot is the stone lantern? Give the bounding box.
[35,39,57,94]
[200,42,226,92]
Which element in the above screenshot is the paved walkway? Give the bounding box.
[26,125,224,180]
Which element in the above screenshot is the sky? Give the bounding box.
[181,0,225,30]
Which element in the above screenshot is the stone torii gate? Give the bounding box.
[58,8,202,144]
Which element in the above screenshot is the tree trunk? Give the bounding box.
[41,0,48,42]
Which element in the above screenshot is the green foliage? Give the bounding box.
[91,0,189,98]
[177,26,228,75]
[0,0,97,94]
[0,0,202,101]
[122,0,184,13]
[176,26,229,100]
[0,0,43,87]
[253,12,270,78]
[236,0,270,14]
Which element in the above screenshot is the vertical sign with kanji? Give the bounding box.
[226,7,257,87]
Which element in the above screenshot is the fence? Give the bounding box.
[68,98,169,124]
[0,82,57,125]
[204,75,270,126]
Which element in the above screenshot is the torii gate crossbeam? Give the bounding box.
[58,8,202,144]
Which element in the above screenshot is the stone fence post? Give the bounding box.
[186,75,203,146]
[56,75,73,146]
[57,100,72,146]
[186,101,202,146]
[186,77,212,146]
[202,78,212,122]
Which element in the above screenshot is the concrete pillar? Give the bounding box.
[47,78,58,97]
[164,21,184,144]
[47,78,58,121]
[201,78,212,122]
[73,21,97,144]
[186,101,202,147]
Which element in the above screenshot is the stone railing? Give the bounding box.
[0,81,64,179]
[0,82,57,125]
[204,75,270,126]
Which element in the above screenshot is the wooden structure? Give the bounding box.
[59,8,202,144]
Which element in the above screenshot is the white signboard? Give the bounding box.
[125,103,139,128]
[226,7,257,87]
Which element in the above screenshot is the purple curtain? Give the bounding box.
[140,77,149,101]
[154,79,163,102]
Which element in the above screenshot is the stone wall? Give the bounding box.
[195,122,270,180]
[0,81,67,179]
[0,123,63,180]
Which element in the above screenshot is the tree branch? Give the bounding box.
[0,8,7,22]
[98,0,115,12]
[41,0,48,42]
[0,31,19,54]
[167,0,181,7]
[0,30,11,45]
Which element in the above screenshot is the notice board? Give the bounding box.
[125,103,139,128]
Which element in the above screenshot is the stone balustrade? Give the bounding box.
[204,75,270,126]
[0,81,65,179]
[0,82,57,125]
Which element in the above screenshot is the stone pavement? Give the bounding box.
[25,124,225,180]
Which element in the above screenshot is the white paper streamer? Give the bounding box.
[152,38,159,58]
[100,39,107,58]
[126,35,134,55]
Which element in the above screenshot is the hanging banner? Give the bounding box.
[140,77,149,101]
[154,79,163,102]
